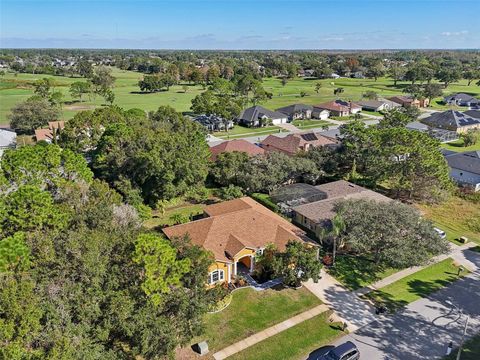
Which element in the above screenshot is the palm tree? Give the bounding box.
[319,213,345,266]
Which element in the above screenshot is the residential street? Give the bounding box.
[327,248,480,360]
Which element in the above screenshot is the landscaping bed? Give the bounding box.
[228,310,344,360]
[197,285,321,352]
[363,258,469,311]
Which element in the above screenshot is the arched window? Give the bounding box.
[208,269,225,284]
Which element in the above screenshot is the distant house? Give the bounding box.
[0,128,17,157]
[357,99,400,112]
[209,139,265,161]
[162,197,314,285]
[238,106,288,127]
[290,180,392,239]
[443,93,480,107]
[260,132,338,156]
[34,121,65,143]
[389,95,429,108]
[420,110,480,133]
[314,100,361,117]
[193,115,233,132]
[443,150,480,192]
[276,104,313,120]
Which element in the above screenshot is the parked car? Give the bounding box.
[316,341,360,360]
[434,227,446,239]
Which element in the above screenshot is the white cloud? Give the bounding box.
[441,30,469,37]
[321,37,344,41]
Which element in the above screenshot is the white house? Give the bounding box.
[0,129,17,158]
[311,108,330,120]
[444,150,480,192]
[238,105,288,127]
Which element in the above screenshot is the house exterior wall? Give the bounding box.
[208,261,230,286]
[272,117,288,125]
[450,168,480,191]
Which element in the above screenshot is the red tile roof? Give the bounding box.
[315,100,361,113]
[34,128,54,142]
[209,139,265,161]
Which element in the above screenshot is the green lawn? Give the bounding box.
[291,119,331,130]
[212,125,284,139]
[441,138,480,152]
[364,258,468,311]
[329,255,399,291]
[198,286,322,352]
[445,333,480,360]
[3,70,480,127]
[228,310,344,360]
[418,196,480,245]
[143,203,204,229]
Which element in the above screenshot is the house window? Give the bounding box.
[208,269,225,285]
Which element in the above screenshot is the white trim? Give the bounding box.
[208,269,225,285]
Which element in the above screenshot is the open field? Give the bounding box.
[228,310,344,360]
[198,286,322,352]
[418,196,480,245]
[364,258,468,311]
[2,68,480,126]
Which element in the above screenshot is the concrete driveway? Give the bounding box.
[330,249,480,360]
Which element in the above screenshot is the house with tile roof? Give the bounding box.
[209,139,265,161]
[260,132,338,156]
[443,150,480,192]
[162,197,313,285]
[357,99,401,112]
[388,95,429,108]
[420,110,480,133]
[314,100,361,117]
[238,105,288,127]
[34,120,65,143]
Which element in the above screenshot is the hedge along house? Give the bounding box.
[162,197,314,286]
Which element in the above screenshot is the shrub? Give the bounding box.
[218,185,244,200]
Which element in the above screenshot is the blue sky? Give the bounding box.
[1,0,479,49]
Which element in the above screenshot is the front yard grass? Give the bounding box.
[199,286,322,352]
[418,196,480,245]
[445,333,480,360]
[291,119,331,130]
[328,255,399,291]
[364,258,468,311]
[213,125,284,139]
[228,310,344,360]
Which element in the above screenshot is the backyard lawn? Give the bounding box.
[441,137,480,152]
[143,203,205,229]
[198,286,322,352]
[418,196,480,245]
[364,258,468,310]
[329,255,399,291]
[228,310,344,360]
[291,119,331,130]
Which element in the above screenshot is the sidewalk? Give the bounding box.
[354,242,478,296]
[212,304,329,360]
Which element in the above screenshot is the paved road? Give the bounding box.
[328,248,480,360]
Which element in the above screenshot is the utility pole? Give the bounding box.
[456,316,469,360]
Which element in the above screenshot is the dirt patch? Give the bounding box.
[65,104,96,111]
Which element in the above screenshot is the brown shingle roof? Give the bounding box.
[260,132,338,155]
[48,121,65,131]
[293,180,392,223]
[209,139,265,161]
[315,100,361,112]
[34,128,54,142]
[163,197,308,263]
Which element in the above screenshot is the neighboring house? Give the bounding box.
[420,110,480,133]
[193,114,233,132]
[34,120,65,143]
[0,128,17,157]
[289,180,391,240]
[443,93,480,107]
[260,132,338,156]
[406,121,459,143]
[314,100,362,117]
[311,108,331,120]
[162,197,314,285]
[356,99,398,112]
[238,105,288,127]
[388,95,429,108]
[275,104,314,120]
[209,139,265,161]
[443,150,480,192]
